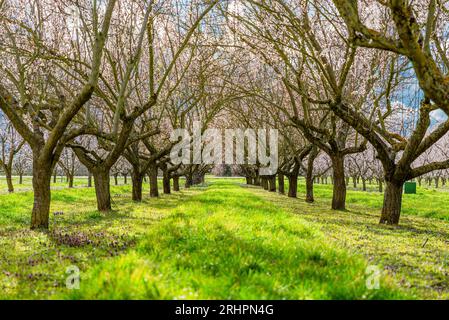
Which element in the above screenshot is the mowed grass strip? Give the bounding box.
[0,182,192,299]
[281,178,449,221]
[64,180,405,300]
[246,183,449,299]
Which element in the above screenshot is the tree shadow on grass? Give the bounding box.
[249,187,449,299]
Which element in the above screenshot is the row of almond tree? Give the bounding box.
[4,140,449,194]
[2,0,449,230]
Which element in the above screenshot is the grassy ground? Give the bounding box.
[249,179,449,299]
[3,175,448,220]
[308,180,449,221]
[0,178,406,299]
[0,176,127,194]
[0,176,447,299]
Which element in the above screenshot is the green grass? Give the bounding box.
[3,175,448,221]
[282,178,449,221]
[64,181,404,300]
[0,175,132,194]
[0,178,407,299]
[249,179,449,299]
[2,176,449,299]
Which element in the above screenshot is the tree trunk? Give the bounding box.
[149,163,159,197]
[305,173,314,203]
[288,174,298,198]
[93,169,111,212]
[435,177,440,188]
[262,177,269,190]
[278,174,285,194]
[331,155,346,210]
[192,171,204,185]
[379,180,404,225]
[114,173,118,186]
[173,176,180,192]
[31,158,52,230]
[68,175,74,188]
[131,171,144,202]
[246,176,252,185]
[379,179,383,193]
[254,173,260,186]
[163,171,171,195]
[352,176,357,188]
[269,176,276,192]
[5,169,14,193]
[306,156,314,203]
[185,174,192,189]
[19,173,23,185]
[53,170,57,183]
[87,171,92,188]
[362,178,367,191]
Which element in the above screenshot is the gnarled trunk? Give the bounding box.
[246,176,253,185]
[253,173,260,186]
[362,178,367,191]
[269,176,276,192]
[278,174,285,194]
[192,171,204,185]
[262,177,269,190]
[68,174,74,188]
[163,170,171,195]
[305,157,314,203]
[87,171,92,188]
[185,173,192,189]
[131,171,144,202]
[93,169,111,212]
[173,176,180,191]
[305,174,314,203]
[31,158,52,230]
[331,155,346,210]
[288,173,298,198]
[379,180,404,225]
[4,169,14,193]
[149,162,159,197]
